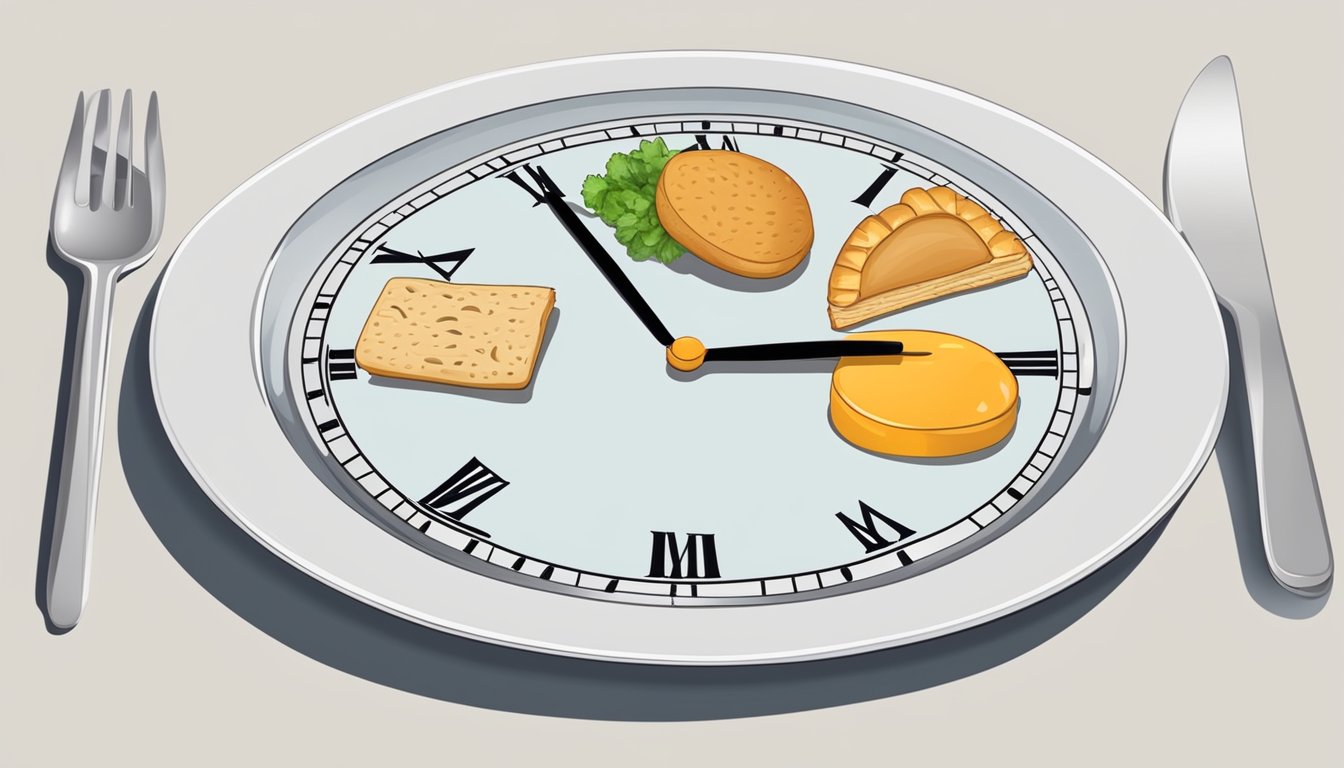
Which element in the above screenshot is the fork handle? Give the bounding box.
[46,263,119,629]
[1229,304,1334,596]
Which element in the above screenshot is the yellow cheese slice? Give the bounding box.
[830,330,1018,457]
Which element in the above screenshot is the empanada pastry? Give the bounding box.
[827,186,1031,329]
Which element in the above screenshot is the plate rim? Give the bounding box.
[150,50,1228,665]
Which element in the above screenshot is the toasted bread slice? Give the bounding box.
[827,187,1031,329]
[656,150,813,278]
[354,277,555,390]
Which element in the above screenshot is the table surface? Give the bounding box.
[2,1,1340,765]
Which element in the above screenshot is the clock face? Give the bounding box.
[285,112,1097,606]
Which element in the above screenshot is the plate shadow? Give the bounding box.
[121,279,1172,720]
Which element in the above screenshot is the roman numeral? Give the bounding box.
[685,134,739,152]
[998,350,1059,377]
[327,348,357,381]
[418,457,509,525]
[647,531,720,579]
[370,244,474,282]
[836,501,916,553]
[851,165,901,207]
[501,164,564,206]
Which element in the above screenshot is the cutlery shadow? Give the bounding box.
[119,278,1169,720]
[1215,308,1329,617]
[33,238,86,635]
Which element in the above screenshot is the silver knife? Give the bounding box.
[1164,56,1332,596]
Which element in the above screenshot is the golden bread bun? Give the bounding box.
[656,150,813,278]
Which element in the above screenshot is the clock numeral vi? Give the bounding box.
[371,244,474,282]
[418,457,509,525]
[648,531,721,579]
[836,501,915,553]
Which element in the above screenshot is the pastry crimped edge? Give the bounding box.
[826,186,1032,329]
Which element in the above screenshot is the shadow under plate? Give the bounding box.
[112,275,1223,720]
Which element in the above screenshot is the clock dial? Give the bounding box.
[286,114,1094,605]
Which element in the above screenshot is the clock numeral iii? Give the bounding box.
[836,501,915,553]
[998,350,1059,378]
[502,164,564,206]
[371,244,474,282]
[418,457,509,524]
[326,348,358,381]
[648,531,721,579]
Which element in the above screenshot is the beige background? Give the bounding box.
[2,0,1341,764]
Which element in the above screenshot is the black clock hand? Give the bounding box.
[517,165,675,347]
[668,337,927,371]
[704,339,921,362]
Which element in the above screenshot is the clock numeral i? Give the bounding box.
[418,457,509,525]
[836,501,916,553]
[851,164,903,208]
[371,244,474,282]
[502,164,564,206]
[647,531,721,579]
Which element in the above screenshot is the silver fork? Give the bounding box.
[46,89,165,629]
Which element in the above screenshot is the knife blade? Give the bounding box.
[1163,56,1332,596]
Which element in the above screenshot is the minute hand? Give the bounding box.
[703,339,917,362]
[533,178,675,346]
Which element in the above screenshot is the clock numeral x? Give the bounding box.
[418,457,509,527]
[836,501,916,554]
[371,244,474,282]
[647,531,721,579]
[502,164,565,206]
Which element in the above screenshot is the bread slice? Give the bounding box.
[354,277,555,390]
[655,150,813,278]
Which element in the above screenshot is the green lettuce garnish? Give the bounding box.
[580,138,687,264]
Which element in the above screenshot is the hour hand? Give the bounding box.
[668,337,920,371]
[507,164,675,347]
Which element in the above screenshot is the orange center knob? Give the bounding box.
[667,336,707,372]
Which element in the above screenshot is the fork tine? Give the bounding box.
[113,90,133,210]
[55,92,86,203]
[144,92,165,227]
[87,89,111,211]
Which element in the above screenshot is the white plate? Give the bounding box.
[151,51,1226,665]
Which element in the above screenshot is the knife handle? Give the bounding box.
[1229,306,1333,595]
